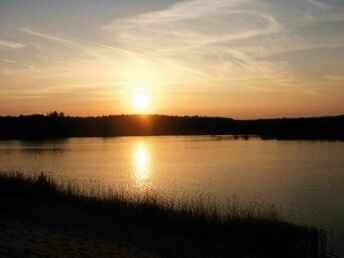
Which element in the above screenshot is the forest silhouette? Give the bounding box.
[1,112,343,140]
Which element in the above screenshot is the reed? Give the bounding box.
[0,172,327,258]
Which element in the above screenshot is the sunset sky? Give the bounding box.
[0,0,343,118]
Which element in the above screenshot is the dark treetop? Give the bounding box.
[0,112,343,140]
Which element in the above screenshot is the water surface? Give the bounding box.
[0,136,343,254]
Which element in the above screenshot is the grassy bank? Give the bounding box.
[0,172,326,257]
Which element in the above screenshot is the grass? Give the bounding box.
[0,172,327,258]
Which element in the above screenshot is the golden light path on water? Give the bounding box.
[133,143,151,184]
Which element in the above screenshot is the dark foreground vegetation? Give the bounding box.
[0,173,327,258]
[0,112,344,140]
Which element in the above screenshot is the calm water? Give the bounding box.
[0,136,343,253]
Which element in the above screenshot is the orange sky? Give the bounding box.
[0,0,343,119]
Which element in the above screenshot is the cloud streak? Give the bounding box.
[20,28,70,43]
[20,28,143,58]
[0,39,25,49]
[0,58,16,64]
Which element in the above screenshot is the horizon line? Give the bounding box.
[1,113,343,121]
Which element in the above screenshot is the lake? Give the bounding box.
[0,136,343,254]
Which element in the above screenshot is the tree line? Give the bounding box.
[0,113,343,140]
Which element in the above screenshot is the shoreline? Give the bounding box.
[0,173,326,258]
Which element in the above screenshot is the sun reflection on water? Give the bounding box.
[133,144,151,184]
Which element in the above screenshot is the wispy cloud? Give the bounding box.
[306,0,329,9]
[302,0,344,23]
[0,39,25,49]
[323,75,344,82]
[76,38,143,58]
[103,0,281,50]
[20,28,142,58]
[20,28,70,43]
[101,0,291,88]
[0,58,16,64]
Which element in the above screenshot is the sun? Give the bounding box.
[131,94,151,113]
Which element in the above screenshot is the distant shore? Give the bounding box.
[0,113,344,141]
[0,172,326,258]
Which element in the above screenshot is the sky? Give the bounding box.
[0,0,343,119]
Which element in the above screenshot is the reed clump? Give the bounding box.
[0,172,326,258]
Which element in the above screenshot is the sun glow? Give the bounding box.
[131,94,151,113]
